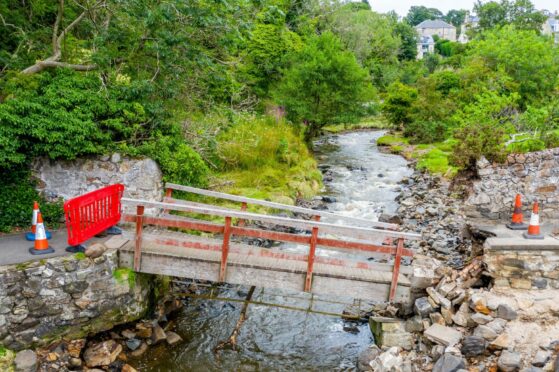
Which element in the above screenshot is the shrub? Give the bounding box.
[404,120,449,144]
[140,137,209,187]
[0,169,63,233]
[382,82,418,127]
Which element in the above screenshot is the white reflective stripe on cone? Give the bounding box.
[529,213,539,226]
[32,209,38,225]
[35,223,47,240]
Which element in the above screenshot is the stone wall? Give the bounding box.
[465,148,559,220]
[0,250,152,351]
[484,238,559,290]
[32,154,163,202]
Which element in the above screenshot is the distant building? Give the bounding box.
[458,14,479,44]
[417,36,435,59]
[416,20,457,41]
[542,17,559,43]
[415,20,456,59]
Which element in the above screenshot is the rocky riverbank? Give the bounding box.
[361,167,559,372]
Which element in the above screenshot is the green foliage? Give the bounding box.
[140,137,209,187]
[423,53,441,74]
[274,32,375,138]
[417,148,458,177]
[451,91,519,167]
[0,169,63,233]
[506,135,546,153]
[474,0,547,33]
[377,135,409,146]
[466,25,559,106]
[383,82,418,127]
[394,22,419,62]
[444,10,467,27]
[405,6,444,26]
[404,121,449,144]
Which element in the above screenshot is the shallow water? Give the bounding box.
[135,130,411,371]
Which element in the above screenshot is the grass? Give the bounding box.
[172,115,323,222]
[377,132,459,178]
[323,116,392,133]
[74,252,87,260]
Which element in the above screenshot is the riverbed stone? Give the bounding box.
[461,336,486,357]
[14,350,37,372]
[497,304,518,321]
[498,350,521,372]
[432,353,465,372]
[151,324,167,344]
[471,313,493,325]
[166,331,183,345]
[84,340,122,367]
[532,350,551,367]
[473,325,498,341]
[357,345,381,371]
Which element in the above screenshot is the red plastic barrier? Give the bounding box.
[64,184,125,246]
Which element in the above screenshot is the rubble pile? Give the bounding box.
[395,172,472,267]
[360,259,559,372]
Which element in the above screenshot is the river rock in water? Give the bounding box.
[83,340,122,367]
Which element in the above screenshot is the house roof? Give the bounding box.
[416,20,455,29]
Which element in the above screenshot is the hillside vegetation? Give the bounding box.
[1,0,558,230]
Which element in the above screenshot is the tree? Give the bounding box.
[405,6,444,26]
[465,25,559,106]
[325,4,401,88]
[394,22,419,61]
[445,9,468,27]
[382,82,418,127]
[474,0,547,33]
[274,32,375,139]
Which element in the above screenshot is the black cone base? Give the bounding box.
[29,246,55,255]
[506,223,528,230]
[523,232,544,240]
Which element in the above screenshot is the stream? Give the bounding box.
[135,130,412,371]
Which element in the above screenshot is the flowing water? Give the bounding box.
[135,131,411,371]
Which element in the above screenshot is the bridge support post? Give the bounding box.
[220,216,233,282]
[304,226,319,292]
[134,205,145,271]
[237,202,247,227]
[388,238,404,301]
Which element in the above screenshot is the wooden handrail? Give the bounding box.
[165,182,399,230]
[121,198,421,241]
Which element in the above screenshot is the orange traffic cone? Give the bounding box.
[26,201,52,241]
[29,212,55,255]
[523,201,545,240]
[506,194,528,230]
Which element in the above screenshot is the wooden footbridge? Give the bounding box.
[113,183,421,303]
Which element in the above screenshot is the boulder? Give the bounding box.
[461,336,486,357]
[83,340,123,367]
[414,297,435,317]
[166,331,183,345]
[471,313,493,325]
[498,350,521,372]
[151,323,167,344]
[85,243,107,259]
[473,325,498,341]
[14,350,37,372]
[497,304,518,321]
[532,350,551,368]
[432,353,466,372]
[357,345,381,371]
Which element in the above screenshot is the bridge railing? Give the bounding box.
[163,182,399,230]
[121,198,421,301]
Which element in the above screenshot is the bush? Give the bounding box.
[404,120,449,143]
[0,169,63,233]
[382,82,418,127]
[140,137,209,187]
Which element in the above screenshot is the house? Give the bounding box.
[417,36,435,59]
[416,20,457,42]
[415,20,456,59]
[458,14,479,43]
[542,17,559,43]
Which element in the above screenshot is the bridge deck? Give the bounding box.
[116,230,412,303]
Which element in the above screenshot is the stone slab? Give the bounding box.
[424,324,463,347]
[484,236,559,252]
